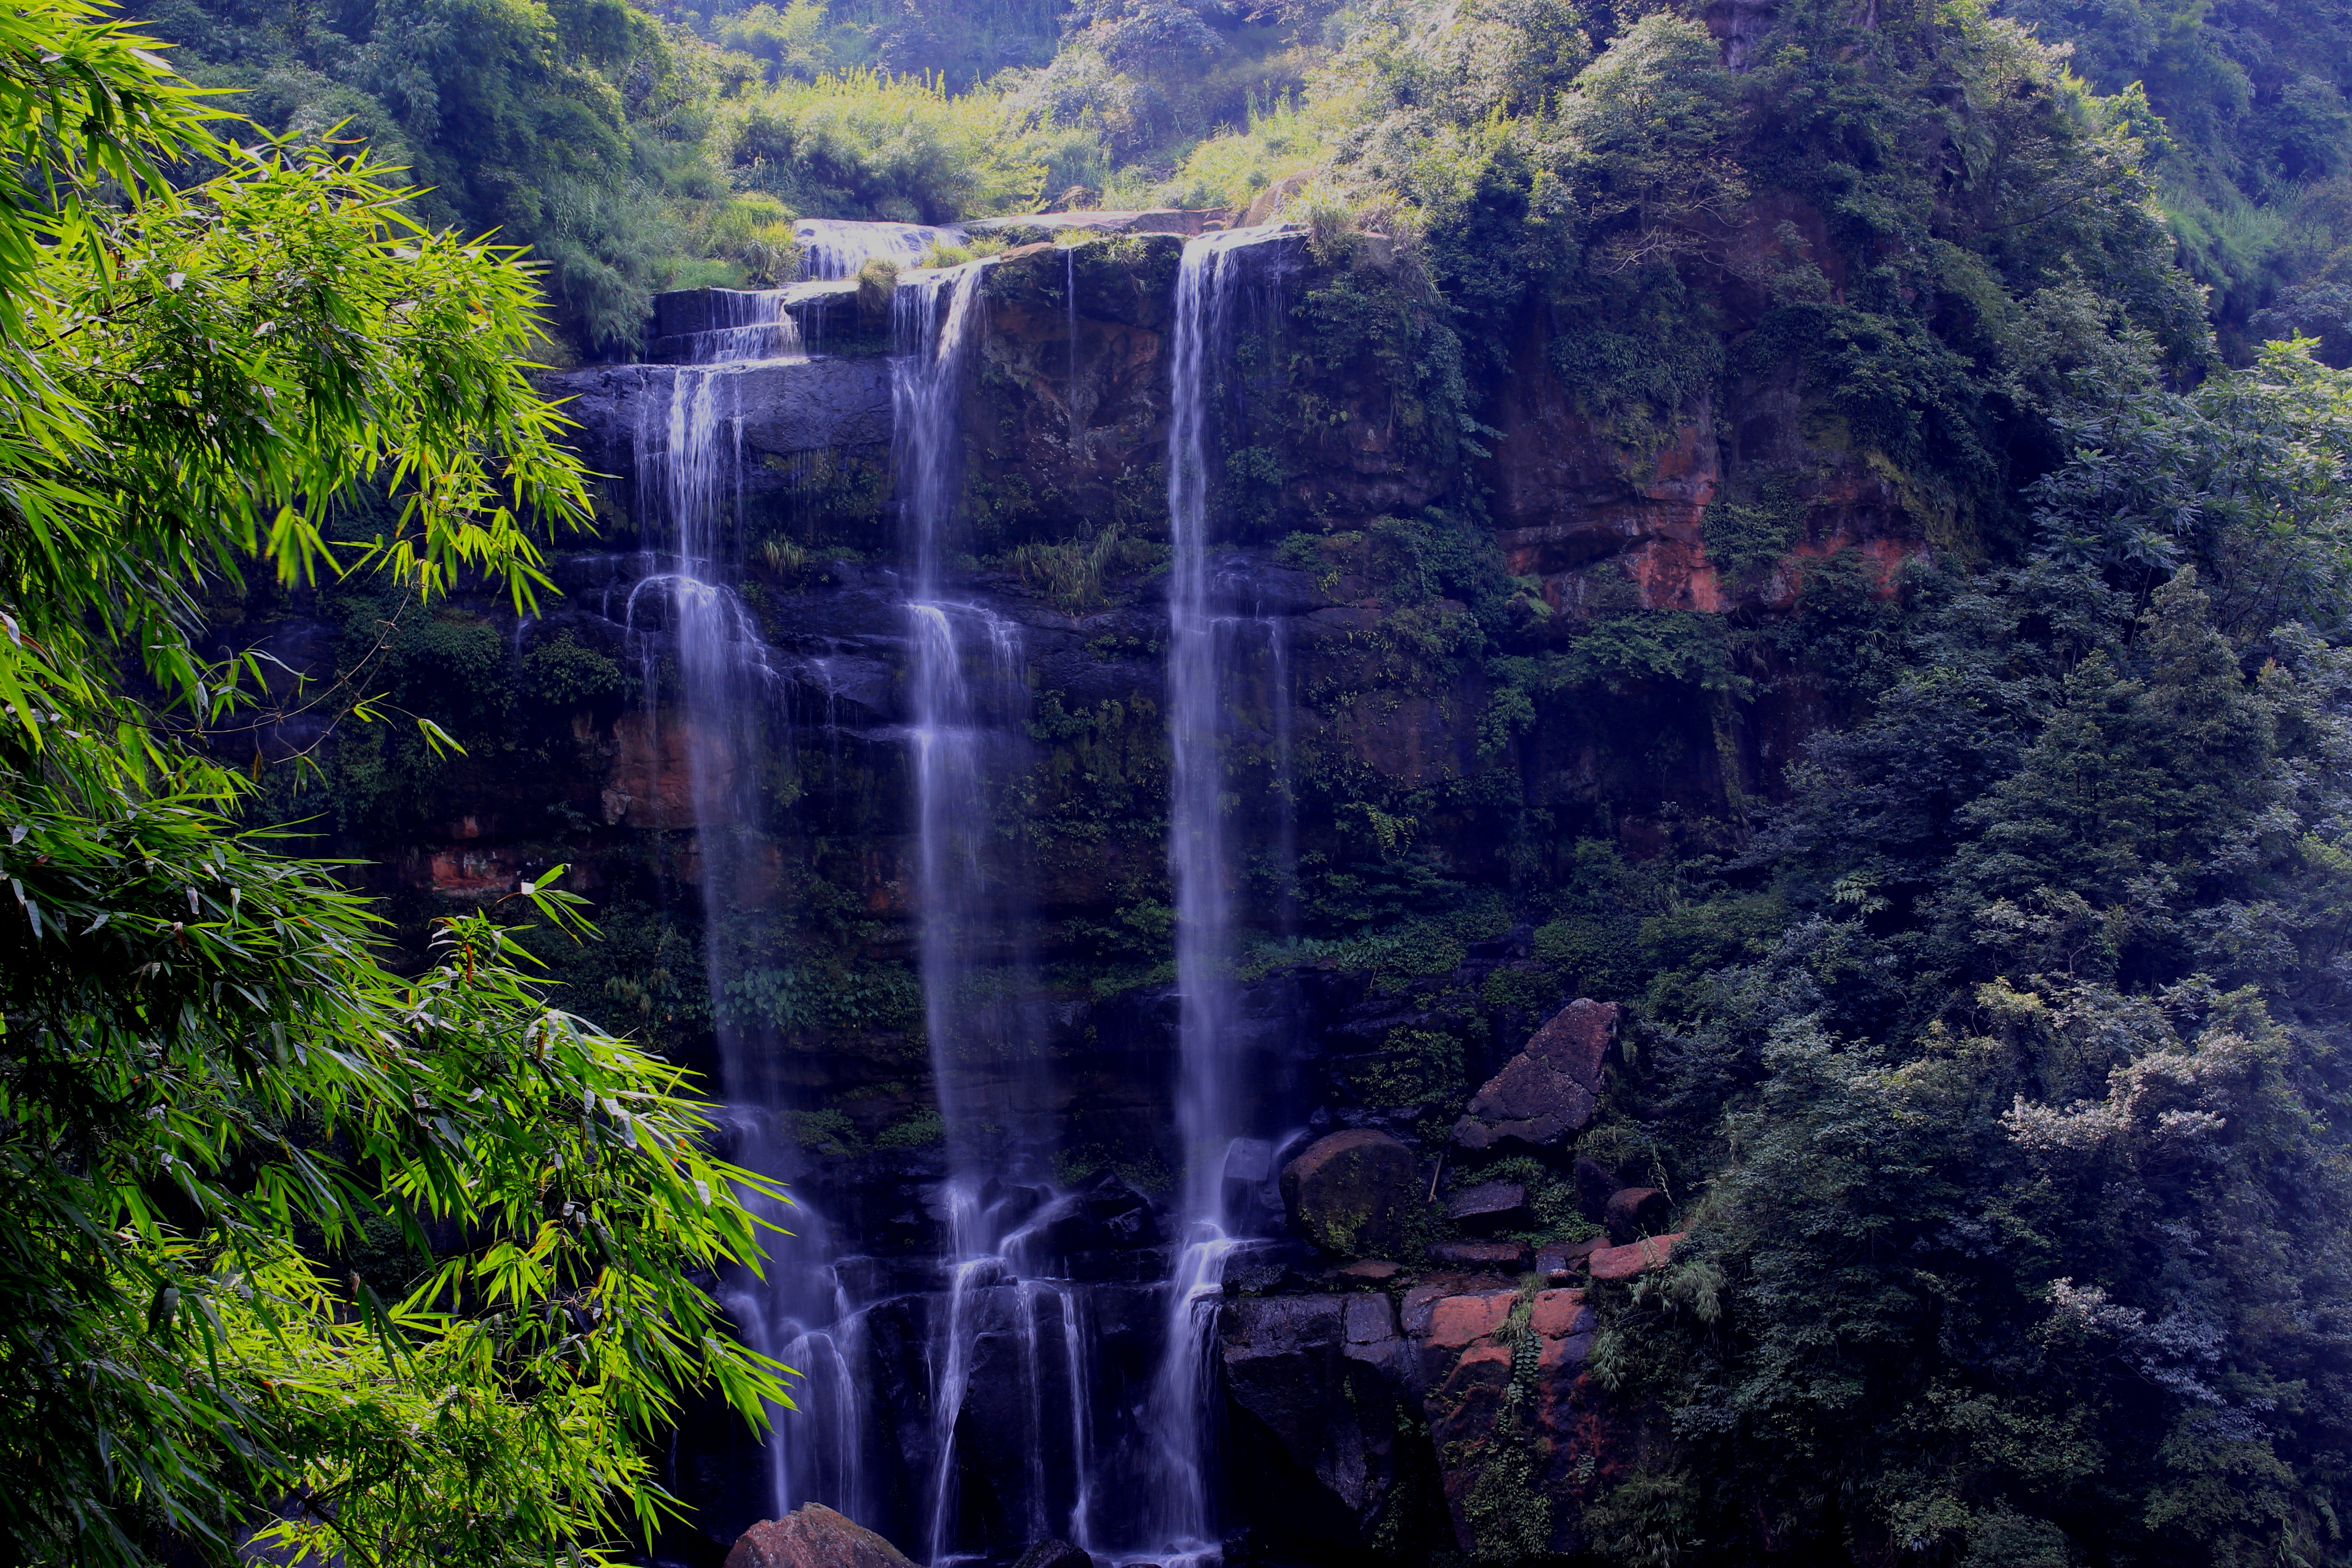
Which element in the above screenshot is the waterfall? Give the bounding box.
[1137,225,1284,1567]
[892,261,1098,1565]
[627,299,877,1534]
[593,223,1309,1564]
[801,218,966,280]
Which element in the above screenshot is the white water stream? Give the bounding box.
[801,218,965,279]
[615,218,1303,1564]
[1133,225,1291,1568]
[893,260,1103,1564]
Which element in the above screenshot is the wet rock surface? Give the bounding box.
[1008,1542,1091,1568]
[546,358,893,485]
[724,1504,915,1568]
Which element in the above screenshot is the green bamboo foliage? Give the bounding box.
[0,6,793,1562]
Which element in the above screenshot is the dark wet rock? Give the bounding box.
[1426,1239,1532,1272]
[1055,1246,1177,1286]
[1535,1236,1606,1282]
[1205,552,1338,618]
[1219,1295,1418,1556]
[1026,1171,1161,1262]
[724,1504,914,1568]
[544,359,892,485]
[832,1254,953,1299]
[1220,1237,1324,1296]
[1224,1257,1287,1295]
[1344,1292,1397,1344]
[940,1284,1098,1559]
[1338,1259,1403,1282]
[1280,1129,1421,1258]
[966,207,1225,242]
[1443,1181,1530,1233]
[1573,1154,1619,1221]
[1331,1104,1432,1142]
[1452,1000,1619,1153]
[1221,1137,1293,1234]
[1604,1186,1671,1245]
[1010,1541,1093,1568]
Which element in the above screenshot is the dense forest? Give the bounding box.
[5,0,2352,1562]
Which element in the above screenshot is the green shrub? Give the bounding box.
[876,1105,946,1148]
[725,69,1049,221]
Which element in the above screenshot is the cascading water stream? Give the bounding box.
[801,218,965,280]
[892,261,1099,1565]
[628,303,885,1532]
[681,287,819,363]
[1136,225,1287,1567]
[607,220,1304,1562]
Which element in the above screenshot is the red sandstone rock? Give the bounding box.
[1422,1290,1516,1349]
[1400,1274,1508,1335]
[1588,1233,1686,1281]
[1534,1288,1597,1370]
[1529,1287,1587,1338]
[725,1504,913,1568]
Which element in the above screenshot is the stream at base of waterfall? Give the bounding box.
[631,220,1297,1568]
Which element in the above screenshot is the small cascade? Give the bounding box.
[800,218,965,280]
[1137,225,1292,1567]
[678,290,811,364]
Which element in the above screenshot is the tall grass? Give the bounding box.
[1158,94,1333,211]
[722,69,1055,221]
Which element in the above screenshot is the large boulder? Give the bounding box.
[1452,1000,1619,1153]
[725,1505,913,1568]
[1010,1542,1092,1568]
[1603,1186,1671,1245]
[1219,1294,1417,1555]
[1280,1129,1420,1258]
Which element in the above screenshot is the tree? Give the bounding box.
[0,4,791,1561]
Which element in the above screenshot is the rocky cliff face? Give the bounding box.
[216,211,1939,1562]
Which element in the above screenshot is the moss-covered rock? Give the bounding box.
[1279,1128,1421,1258]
